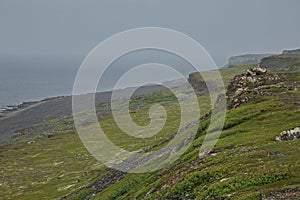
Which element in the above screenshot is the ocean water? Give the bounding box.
[0,65,78,112]
[0,52,198,112]
[0,55,84,112]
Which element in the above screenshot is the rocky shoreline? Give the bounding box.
[0,85,166,145]
[0,96,66,118]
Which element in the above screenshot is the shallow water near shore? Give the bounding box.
[0,52,196,113]
[0,64,78,112]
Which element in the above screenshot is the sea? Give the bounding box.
[0,52,196,113]
[0,55,81,112]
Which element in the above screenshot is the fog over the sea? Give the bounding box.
[0,0,300,109]
[0,0,300,66]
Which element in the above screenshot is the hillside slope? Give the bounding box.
[1,67,300,200]
[90,70,300,200]
[260,49,300,71]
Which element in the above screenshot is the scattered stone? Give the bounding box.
[145,187,157,198]
[54,161,64,166]
[246,65,267,76]
[27,140,35,144]
[226,65,281,108]
[260,187,300,200]
[267,151,282,156]
[59,170,126,200]
[275,127,300,141]
[220,177,229,182]
[199,151,210,159]
[14,131,24,137]
[43,133,54,138]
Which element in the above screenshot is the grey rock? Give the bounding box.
[276,127,300,141]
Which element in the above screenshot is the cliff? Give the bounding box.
[260,49,300,70]
[282,48,300,55]
[228,54,272,66]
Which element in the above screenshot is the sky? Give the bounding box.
[0,0,300,66]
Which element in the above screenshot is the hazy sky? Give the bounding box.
[0,0,300,66]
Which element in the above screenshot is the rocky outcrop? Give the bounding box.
[227,65,300,109]
[226,66,280,108]
[275,127,300,141]
[246,65,267,76]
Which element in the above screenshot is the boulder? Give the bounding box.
[275,127,300,141]
[246,66,267,76]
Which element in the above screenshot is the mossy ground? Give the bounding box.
[1,67,300,199]
[0,89,210,200]
[94,94,300,200]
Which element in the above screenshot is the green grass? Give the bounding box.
[0,130,106,200]
[260,54,300,71]
[0,87,210,200]
[93,72,300,199]
[1,66,300,199]
[68,188,94,200]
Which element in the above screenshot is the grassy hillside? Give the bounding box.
[260,54,300,71]
[1,66,300,199]
[92,72,300,200]
[0,90,211,200]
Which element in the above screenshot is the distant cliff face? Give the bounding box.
[228,54,272,66]
[260,49,300,70]
[260,56,299,70]
[282,49,300,55]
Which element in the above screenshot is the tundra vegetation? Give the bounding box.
[1,58,300,199]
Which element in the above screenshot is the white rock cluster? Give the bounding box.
[275,127,300,141]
